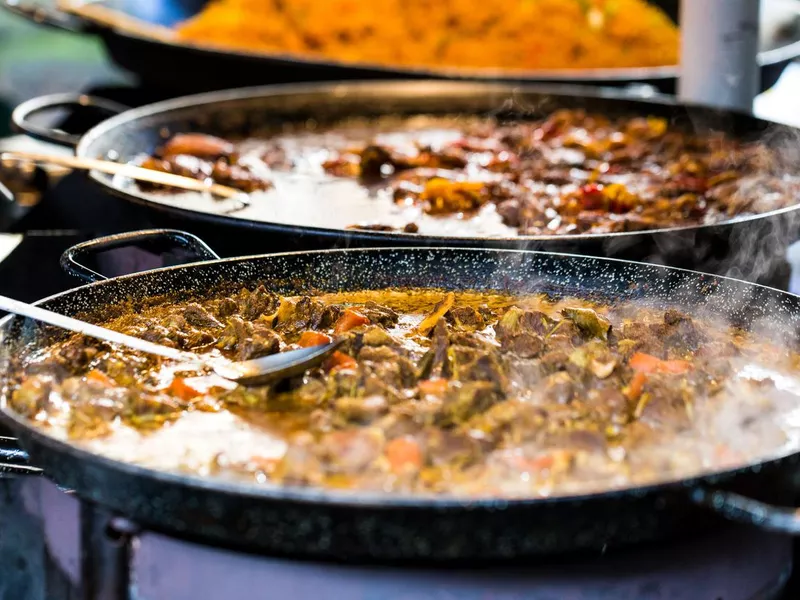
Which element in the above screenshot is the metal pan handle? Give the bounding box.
[692,487,800,534]
[60,229,221,283]
[1,0,90,34]
[0,436,41,477]
[11,94,130,148]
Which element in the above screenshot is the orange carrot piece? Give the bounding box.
[297,331,333,348]
[418,378,449,396]
[385,437,423,473]
[628,352,663,374]
[168,377,203,401]
[85,369,115,387]
[334,308,370,334]
[514,454,556,472]
[659,359,692,374]
[626,371,648,402]
[325,351,358,372]
[629,352,692,375]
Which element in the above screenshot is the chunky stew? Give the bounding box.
[8,287,800,498]
[136,110,800,236]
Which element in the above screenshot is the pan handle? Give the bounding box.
[11,93,130,148]
[0,436,41,477]
[691,487,800,534]
[60,229,221,283]
[1,0,90,34]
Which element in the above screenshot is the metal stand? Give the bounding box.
[79,504,137,600]
[678,0,761,111]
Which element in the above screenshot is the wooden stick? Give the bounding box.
[1,151,247,201]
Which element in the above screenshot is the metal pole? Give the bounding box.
[678,0,761,112]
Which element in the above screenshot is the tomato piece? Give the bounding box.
[418,378,449,396]
[674,175,708,194]
[297,331,333,348]
[168,377,203,401]
[334,308,370,334]
[579,183,605,210]
[385,437,423,473]
[85,369,115,387]
[325,351,358,372]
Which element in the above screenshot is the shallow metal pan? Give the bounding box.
[11,81,800,284]
[3,229,800,561]
[3,0,800,94]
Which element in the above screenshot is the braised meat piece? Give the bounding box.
[218,316,281,360]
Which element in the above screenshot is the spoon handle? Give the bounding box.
[0,294,193,362]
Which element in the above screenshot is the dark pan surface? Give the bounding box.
[3,246,800,559]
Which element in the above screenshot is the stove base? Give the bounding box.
[0,477,793,600]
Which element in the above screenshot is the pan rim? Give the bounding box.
[2,244,798,510]
[75,79,800,245]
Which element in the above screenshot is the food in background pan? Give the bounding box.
[136,110,800,236]
[175,0,679,71]
[9,287,800,498]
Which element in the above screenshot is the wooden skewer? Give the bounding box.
[0,151,247,202]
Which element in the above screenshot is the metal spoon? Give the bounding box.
[0,294,342,386]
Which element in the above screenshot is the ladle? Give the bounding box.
[0,294,340,386]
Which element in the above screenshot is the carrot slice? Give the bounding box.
[659,359,692,374]
[325,351,358,372]
[418,378,449,397]
[168,377,203,401]
[628,352,663,373]
[629,352,692,375]
[417,292,455,336]
[385,437,423,473]
[297,331,333,348]
[626,371,648,402]
[334,308,370,334]
[85,369,115,387]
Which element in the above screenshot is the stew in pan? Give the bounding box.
[9,286,800,498]
[137,109,800,237]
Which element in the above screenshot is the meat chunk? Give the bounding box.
[334,395,389,423]
[217,316,281,360]
[318,429,385,474]
[541,371,574,404]
[10,375,53,418]
[495,307,555,342]
[216,297,239,318]
[447,306,486,330]
[420,179,489,215]
[57,339,99,373]
[160,133,235,160]
[238,286,280,321]
[183,303,224,329]
[438,382,501,426]
[360,301,399,327]
[276,297,339,337]
[500,332,544,358]
[417,319,451,380]
[662,309,705,352]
